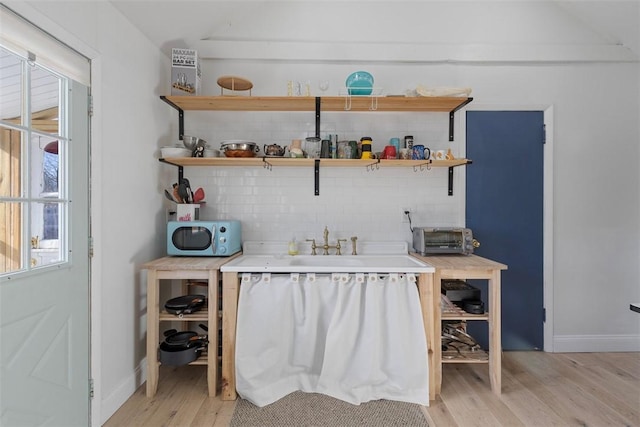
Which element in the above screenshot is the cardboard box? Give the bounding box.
[171,48,201,96]
[176,204,200,222]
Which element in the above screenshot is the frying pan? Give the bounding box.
[164,294,206,316]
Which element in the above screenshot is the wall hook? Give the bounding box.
[413,162,431,172]
[366,159,380,171]
[344,94,352,111]
[262,157,273,171]
[369,95,378,111]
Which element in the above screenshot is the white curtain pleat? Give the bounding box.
[235,273,429,407]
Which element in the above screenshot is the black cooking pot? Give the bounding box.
[159,324,208,366]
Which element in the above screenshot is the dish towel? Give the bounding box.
[235,272,429,407]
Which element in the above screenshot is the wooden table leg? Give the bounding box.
[146,269,159,397]
[221,272,239,400]
[432,269,443,396]
[208,269,218,397]
[489,269,502,395]
[418,273,437,400]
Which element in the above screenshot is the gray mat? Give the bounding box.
[230,391,429,427]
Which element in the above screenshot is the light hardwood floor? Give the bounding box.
[103,352,639,426]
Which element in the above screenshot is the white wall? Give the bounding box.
[172,58,639,354]
[5,1,172,424]
[8,1,640,425]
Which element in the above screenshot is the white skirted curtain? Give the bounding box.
[235,272,429,407]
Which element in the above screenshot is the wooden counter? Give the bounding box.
[142,255,240,397]
[412,253,508,397]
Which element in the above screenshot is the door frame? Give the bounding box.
[459,104,555,352]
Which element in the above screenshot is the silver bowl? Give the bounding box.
[182,135,207,150]
[220,140,259,151]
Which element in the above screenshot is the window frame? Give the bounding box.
[0,44,70,276]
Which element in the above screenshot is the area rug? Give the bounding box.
[230,391,429,427]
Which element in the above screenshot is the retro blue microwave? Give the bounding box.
[167,220,241,256]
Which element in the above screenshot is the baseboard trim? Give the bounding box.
[100,361,146,425]
[553,334,640,352]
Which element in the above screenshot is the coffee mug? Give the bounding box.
[382,145,397,159]
[400,148,412,160]
[412,145,431,160]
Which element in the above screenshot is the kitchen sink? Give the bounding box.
[220,254,434,273]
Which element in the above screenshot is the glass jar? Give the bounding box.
[304,137,321,158]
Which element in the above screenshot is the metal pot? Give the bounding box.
[158,324,208,366]
[264,144,286,157]
[159,340,206,366]
[220,140,260,157]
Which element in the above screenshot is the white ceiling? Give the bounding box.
[109,0,640,62]
[2,1,637,121]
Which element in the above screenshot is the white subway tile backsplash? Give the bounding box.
[171,110,465,243]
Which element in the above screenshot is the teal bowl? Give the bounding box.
[346,71,374,96]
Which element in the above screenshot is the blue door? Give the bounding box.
[466,111,544,350]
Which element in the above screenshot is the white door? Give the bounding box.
[0,78,91,425]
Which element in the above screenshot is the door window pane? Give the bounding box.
[0,201,24,273]
[0,46,22,125]
[0,125,22,198]
[30,133,59,197]
[30,201,62,268]
[30,64,60,135]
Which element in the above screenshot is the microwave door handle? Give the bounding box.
[210,227,216,253]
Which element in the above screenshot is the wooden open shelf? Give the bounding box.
[159,94,474,195]
[160,157,470,168]
[161,95,472,113]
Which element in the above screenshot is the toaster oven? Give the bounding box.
[412,227,477,256]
